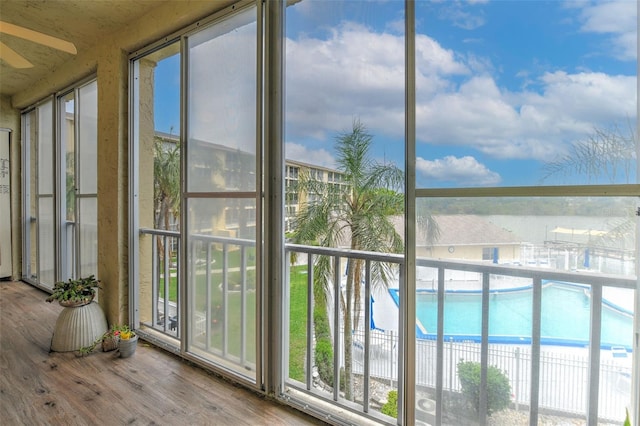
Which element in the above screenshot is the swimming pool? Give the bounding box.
[388,281,633,350]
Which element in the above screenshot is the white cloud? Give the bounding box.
[286,22,410,142]
[578,0,637,60]
[386,18,405,35]
[416,155,501,186]
[417,71,636,160]
[534,71,636,123]
[418,76,521,156]
[286,142,337,169]
[285,18,636,166]
[416,34,470,76]
[437,1,487,30]
[286,24,468,144]
[274,2,640,181]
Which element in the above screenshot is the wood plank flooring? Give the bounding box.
[0,280,327,426]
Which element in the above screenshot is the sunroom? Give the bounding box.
[1,1,638,425]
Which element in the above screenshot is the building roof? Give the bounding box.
[427,214,522,247]
[387,214,522,247]
[285,158,343,174]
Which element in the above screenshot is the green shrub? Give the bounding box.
[313,300,334,387]
[457,360,511,416]
[315,339,334,386]
[314,308,331,337]
[381,390,398,418]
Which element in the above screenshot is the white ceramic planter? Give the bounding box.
[50,302,108,352]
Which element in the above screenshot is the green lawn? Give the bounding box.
[155,261,308,378]
[288,265,309,382]
[158,252,257,302]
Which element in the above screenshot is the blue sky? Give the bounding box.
[155,0,637,188]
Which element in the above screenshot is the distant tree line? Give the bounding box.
[423,197,632,217]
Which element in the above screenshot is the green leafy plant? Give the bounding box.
[381,390,398,418]
[45,275,100,304]
[624,408,631,426]
[291,120,405,400]
[78,324,133,356]
[118,325,135,340]
[457,360,511,416]
[314,308,334,387]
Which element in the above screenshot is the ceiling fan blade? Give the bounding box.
[0,21,77,55]
[0,41,33,68]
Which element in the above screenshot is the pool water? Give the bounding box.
[391,282,633,349]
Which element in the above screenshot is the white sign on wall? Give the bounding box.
[0,129,12,279]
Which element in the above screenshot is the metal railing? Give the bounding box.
[186,232,255,369]
[139,228,256,371]
[284,243,635,425]
[347,331,631,422]
[137,232,635,424]
[139,228,181,336]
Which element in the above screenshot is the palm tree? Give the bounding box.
[542,123,637,260]
[291,119,404,400]
[153,134,181,283]
[542,122,636,184]
[154,135,180,231]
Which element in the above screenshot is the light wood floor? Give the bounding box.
[0,280,326,426]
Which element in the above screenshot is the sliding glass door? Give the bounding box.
[22,80,98,289]
[22,100,55,288]
[58,81,98,281]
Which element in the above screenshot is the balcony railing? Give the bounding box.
[284,244,635,424]
[186,232,255,369]
[138,231,636,424]
[140,228,181,336]
[139,228,256,372]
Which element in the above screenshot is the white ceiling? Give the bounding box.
[0,0,172,97]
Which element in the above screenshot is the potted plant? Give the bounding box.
[78,324,135,356]
[46,275,100,307]
[101,324,125,352]
[47,275,107,352]
[118,326,138,358]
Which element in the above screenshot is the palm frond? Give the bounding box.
[541,123,637,184]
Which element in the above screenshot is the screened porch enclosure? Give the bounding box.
[9,0,638,424]
[127,1,637,425]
